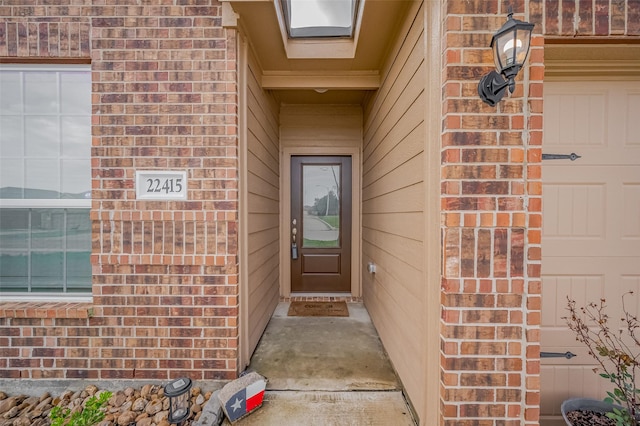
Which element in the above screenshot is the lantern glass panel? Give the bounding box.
[493,29,517,71]
[170,392,189,421]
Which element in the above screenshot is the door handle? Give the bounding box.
[291,220,298,259]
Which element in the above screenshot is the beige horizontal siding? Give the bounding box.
[362,2,426,419]
[246,47,280,355]
[280,105,362,148]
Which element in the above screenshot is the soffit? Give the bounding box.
[223,0,412,104]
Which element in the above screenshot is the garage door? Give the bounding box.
[540,81,640,425]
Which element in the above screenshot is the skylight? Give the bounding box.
[282,0,358,38]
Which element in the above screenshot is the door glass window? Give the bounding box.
[302,165,340,248]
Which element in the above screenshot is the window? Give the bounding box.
[0,64,91,296]
[282,0,359,38]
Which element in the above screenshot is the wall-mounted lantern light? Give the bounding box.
[478,10,534,106]
[164,377,192,424]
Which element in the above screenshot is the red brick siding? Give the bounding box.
[0,1,240,381]
[544,0,640,35]
[441,0,543,424]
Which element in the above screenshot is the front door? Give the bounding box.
[290,156,352,292]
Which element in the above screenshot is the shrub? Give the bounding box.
[565,293,640,426]
[49,390,113,426]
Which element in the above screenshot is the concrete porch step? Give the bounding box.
[222,390,416,426]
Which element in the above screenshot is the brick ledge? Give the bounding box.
[0,301,93,319]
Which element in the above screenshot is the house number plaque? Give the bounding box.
[135,171,187,200]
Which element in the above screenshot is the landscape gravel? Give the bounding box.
[0,383,213,426]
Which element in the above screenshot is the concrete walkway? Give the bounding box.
[224,302,416,425]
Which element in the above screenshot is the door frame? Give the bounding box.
[280,146,361,297]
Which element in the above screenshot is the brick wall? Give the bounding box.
[0,1,240,381]
[440,0,543,424]
[543,0,640,35]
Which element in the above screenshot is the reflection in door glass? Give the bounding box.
[302,165,340,248]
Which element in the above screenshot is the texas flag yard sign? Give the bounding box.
[219,371,267,423]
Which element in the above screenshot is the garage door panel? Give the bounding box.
[541,365,610,417]
[545,91,607,148]
[543,183,605,239]
[542,80,640,424]
[544,166,640,256]
[626,92,640,146]
[541,274,605,327]
[623,183,640,238]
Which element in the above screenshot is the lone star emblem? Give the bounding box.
[231,397,243,412]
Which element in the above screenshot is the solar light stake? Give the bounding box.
[164,377,192,424]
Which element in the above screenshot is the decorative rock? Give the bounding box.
[145,398,163,415]
[110,393,127,409]
[132,397,148,412]
[0,383,213,426]
[195,394,205,406]
[85,385,98,396]
[218,372,267,423]
[140,384,154,399]
[153,410,169,424]
[13,417,31,426]
[0,397,18,415]
[120,400,133,413]
[193,390,223,426]
[136,418,154,426]
[136,412,149,421]
[117,410,137,426]
[3,406,19,419]
[35,396,52,411]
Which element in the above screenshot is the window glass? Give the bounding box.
[61,72,91,114]
[25,159,61,197]
[26,116,60,158]
[0,65,91,295]
[0,72,22,114]
[0,117,23,157]
[24,72,58,114]
[283,0,358,38]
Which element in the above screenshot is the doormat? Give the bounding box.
[287,301,349,317]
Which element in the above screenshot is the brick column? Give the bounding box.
[440,1,543,424]
[90,3,240,381]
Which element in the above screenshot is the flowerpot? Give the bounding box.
[561,398,621,426]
